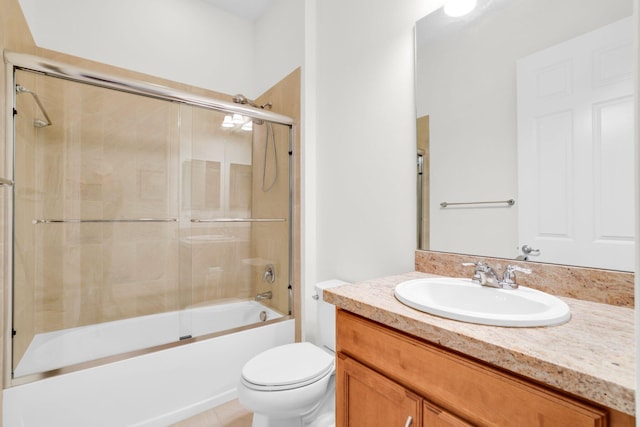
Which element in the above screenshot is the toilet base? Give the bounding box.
[250,376,335,427]
[302,375,335,427]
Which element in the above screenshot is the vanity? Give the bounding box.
[323,264,635,426]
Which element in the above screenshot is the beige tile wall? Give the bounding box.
[12,72,183,367]
[182,105,254,308]
[11,73,299,373]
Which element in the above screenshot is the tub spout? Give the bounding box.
[255,291,273,301]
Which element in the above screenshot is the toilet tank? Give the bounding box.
[315,279,348,352]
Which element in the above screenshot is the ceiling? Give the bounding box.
[201,0,273,21]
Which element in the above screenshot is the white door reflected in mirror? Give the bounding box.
[517,18,634,271]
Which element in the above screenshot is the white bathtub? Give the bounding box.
[4,301,294,427]
[15,300,282,377]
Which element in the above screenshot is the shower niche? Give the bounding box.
[6,57,294,382]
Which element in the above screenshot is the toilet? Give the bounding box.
[238,279,347,427]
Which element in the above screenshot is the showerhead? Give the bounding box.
[15,84,52,128]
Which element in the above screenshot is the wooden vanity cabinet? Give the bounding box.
[335,309,633,427]
[338,354,470,427]
[338,355,421,427]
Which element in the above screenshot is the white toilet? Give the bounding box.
[238,279,347,427]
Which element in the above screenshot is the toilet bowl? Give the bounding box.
[237,280,347,427]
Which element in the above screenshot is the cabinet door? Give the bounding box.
[336,353,421,427]
[423,401,474,427]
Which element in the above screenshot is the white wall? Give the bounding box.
[634,0,639,420]
[417,0,632,259]
[300,0,442,343]
[17,0,304,99]
[253,0,305,97]
[311,0,439,285]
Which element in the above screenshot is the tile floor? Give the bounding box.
[170,399,253,427]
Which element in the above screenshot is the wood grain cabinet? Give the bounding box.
[338,355,421,427]
[335,309,634,427]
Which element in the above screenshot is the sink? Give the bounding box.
[394,277,570,327]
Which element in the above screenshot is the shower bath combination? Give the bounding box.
[3,51,296,427]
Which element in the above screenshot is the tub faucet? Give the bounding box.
[255,291,273,301]
[462,262,531,289]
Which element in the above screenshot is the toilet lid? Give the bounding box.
[241,342,334,391]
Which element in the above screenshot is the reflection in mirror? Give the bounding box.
[415,0,634,271]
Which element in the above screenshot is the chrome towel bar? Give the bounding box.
[32,218,178,224]
[440,199,515,208]
[191,218,286,223]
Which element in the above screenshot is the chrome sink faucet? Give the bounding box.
[462,262,531,289]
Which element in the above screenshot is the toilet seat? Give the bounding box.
[241,342,334,392]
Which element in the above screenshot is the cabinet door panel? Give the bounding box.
[337,354,421,427]
[423,401,474,427]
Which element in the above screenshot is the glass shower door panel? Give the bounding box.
[179,105,254,338]
[178,109,291,340]
[12,71,181,377]
[250,121,292,318]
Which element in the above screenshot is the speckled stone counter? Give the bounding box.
[323,271,635,416]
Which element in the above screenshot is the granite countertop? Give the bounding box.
[323,271,636,416]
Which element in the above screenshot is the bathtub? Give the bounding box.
[4,301,295,427]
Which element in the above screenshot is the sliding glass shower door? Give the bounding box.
[10,67,292,380]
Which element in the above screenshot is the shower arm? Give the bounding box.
[15,84,52,128]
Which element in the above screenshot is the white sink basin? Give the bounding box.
[394,277,570,327]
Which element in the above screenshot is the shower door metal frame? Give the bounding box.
[3,50,296,387]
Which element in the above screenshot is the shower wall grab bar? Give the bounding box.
[440,199,515,208]
[32,218,178,224]
[15,84,52,128]
[190,218,286,223]
[0,178,14,187]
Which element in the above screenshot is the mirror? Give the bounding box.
[415,0,634,271]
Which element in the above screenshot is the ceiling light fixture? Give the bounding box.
[232,113,244,124]
[241,121,253,132]
[443,0,477,17]
[222,115,234,128]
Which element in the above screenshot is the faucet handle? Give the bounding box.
[506,265,531,275]
[462,261,487,269]
[501,264,532,289]
[462,261,486,284]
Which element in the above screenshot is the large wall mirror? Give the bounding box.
[415,0,634,271]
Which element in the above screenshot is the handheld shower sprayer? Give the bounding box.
[231,94,278,192]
